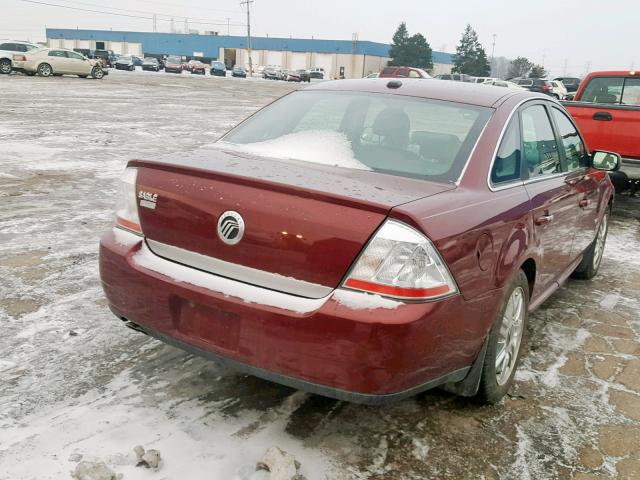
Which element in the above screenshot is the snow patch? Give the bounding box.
[220,130,371,171]
[411,438,429,461]
[112,228,142,247]
[599,293,620,310]
[132,244,327,314]
[332,289,402,310]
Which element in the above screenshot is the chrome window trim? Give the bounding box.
[455,119,491,186]
[146,239,333,299]
[487,98,559,192]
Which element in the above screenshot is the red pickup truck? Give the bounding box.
[563,71,640,192]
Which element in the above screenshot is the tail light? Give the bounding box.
[542,85,551,91]
[13,55,27,61]
[115,167,142,235]
[342,220,458,300]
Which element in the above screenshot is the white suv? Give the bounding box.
[0,40,40,74]
[549,80,568,100]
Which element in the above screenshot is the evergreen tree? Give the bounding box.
[508,57,534,79]
[389,23,410,66]
[388,23,433,70]
[529,64,547,78]
[452,24,490,76]
[407,33,433,70]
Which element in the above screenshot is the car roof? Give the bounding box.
[304,78,539,107]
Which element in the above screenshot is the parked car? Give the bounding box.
[164,56,184,74]
[190,61,206,75]
[474,77,498,84]
[263,65,283,80]
[0,40,40,74]
[132,56,143,67]
[562,70,640,193]
[21,47,106,79]
[309,67,325,79]
[142,57,161,72]
[100,79,618,406]
[365,72,379,78]
[115,55,136,71]
[88,49,116,68]
[284,69,310,82]
[554,77,581,93]
[484,80,525,89]
[434,73,475,82]
[232,65,247,78]
[549,80,568,100]
[379,66,431,79]
[210,61,226,77]
[256,65,265,75]
[515,78,553,95]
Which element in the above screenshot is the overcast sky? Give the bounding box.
[3,0,638,77]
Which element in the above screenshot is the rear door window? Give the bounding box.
[550,107,589,172]
[381,67,395,75]
[491,118,522,185]
[48,50,66,57]
[0,43,16,50]
[396,68,409,77]
[521,105,562,179]
[408,70,421,78]
[621,78,640,105]
[580,77,624,103]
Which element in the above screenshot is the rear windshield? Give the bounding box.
[166,56,181,63]
[221,90,492,183]
[381,67,396,74]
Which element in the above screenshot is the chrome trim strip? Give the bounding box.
[455,119,491,186]
[486,98,538,192]
[146,239,333,299]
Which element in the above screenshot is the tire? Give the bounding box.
[37,63,53,77]
[572,209,610,280]
[0,58,12,74]
[552,93,560,99]
[91,67,104,79]
[476,270,529,404]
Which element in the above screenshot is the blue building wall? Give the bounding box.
[46,28,453,64]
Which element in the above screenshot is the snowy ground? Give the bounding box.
[1,71,639,480]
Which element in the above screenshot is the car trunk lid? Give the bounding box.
[132,146,454,297]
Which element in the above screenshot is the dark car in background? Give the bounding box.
[164,55,184,74]
[115,55,136,71]
[231,65,247,78]
[263,65,283,80]
[515,78,553,95]
[554,77,581,93]
[142,57,161,72]
[210,61,226,77]
[285,69,310,82]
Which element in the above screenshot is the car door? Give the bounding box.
[548,106,598,257]
[520,102,581,290]
[47,50,70,73]
[65,50,91,75]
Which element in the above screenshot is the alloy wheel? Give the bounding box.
[0,59,11,74]
[593,214,608,270]
[495,286,525,386]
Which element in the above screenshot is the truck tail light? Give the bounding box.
[543,85,551,91]
[115,167,142,235]
[342,220,458,300]
[13,55,27,61]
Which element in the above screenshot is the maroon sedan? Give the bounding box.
[100,79,620,404]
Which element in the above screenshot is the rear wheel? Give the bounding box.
[572,210,610,279]
[37,63,53,77]
[476,270,529,403]
[0,58,12,74]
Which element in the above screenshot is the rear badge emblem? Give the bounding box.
[217,211,245,245]
[138,191,158,210]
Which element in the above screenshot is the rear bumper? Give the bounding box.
[621,158,640,180]
[99,228,501,402]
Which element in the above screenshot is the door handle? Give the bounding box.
[593,111,612,121]
[579,199,589,208]
[535,214,554,226]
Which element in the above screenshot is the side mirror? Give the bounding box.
[592,150,621,171]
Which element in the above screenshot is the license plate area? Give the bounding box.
[177,301,241,352]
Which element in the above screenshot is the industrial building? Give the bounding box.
[45,28,454,78]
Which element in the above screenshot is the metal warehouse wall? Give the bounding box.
[45,28,453,65]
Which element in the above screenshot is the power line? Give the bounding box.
[17,0,245,27]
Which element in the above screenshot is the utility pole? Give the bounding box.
[152,13,157,32]
[226,17,231,36]
[184,18,189,34]
[170,17,174,34]
[240,0,254,75]
[585,61,591,76]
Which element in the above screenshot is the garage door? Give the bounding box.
[312,53,334,77]
[266,51,283,66]
[289,52,307,70]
